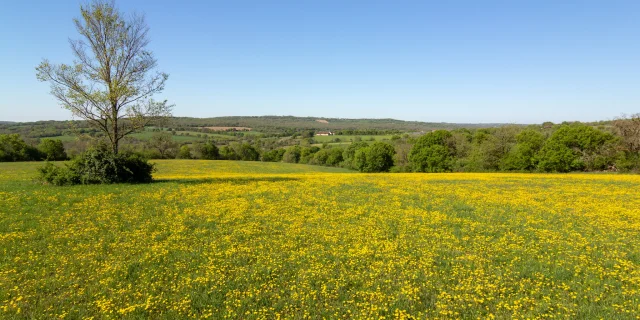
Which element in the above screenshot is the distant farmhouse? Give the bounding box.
[315,131,334,136]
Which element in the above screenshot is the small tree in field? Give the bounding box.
[36,0,172,154]
[147,132,178,159]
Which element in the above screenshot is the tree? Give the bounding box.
[261,149,286,162]
[147,132,178,159]
[282,146,302,163]
[353,142,396,173]
[537,123,614,172]
[0,134,41,162]
[36,0,172,154]
[299,146,320,164]
[311,149,329,165]
[613,114,640,171]
[234,143,260,161]
[613,113,640,153]
[219,145,238,160]
[500,129,545,171]
[38,139,68,161]
[176,145,192,159]
[197,141,219,160]
[325,147,344,166]
[342,141,369,169]
[409,130,455,172]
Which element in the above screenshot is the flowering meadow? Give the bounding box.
[1,160,639,319]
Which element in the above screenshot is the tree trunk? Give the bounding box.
[112,119,119,154]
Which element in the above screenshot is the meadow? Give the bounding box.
[312,134,395,143]
[0,161,639,319]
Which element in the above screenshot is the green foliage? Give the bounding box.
[37,145,155,185]
[147,132,178,159]
[409,130,455,172]
[500,129,545,171]
[353,142,396,173]
[282,146,302,163]
[311,149,329,165]
[234,143,260,161]
[0,134,41,162]
[38,139,67,161]
[325,148,344,166]
[261,149,286,162]
[342,141,369,169]
[299,146,320,164]
[538,123,615,172]
[197,141,219,160]
[176,145,192,159]
[616,152,640,172]
[219,145,238,160]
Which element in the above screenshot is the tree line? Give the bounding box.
[3,115,640,174]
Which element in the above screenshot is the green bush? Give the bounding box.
[38,146,155,185]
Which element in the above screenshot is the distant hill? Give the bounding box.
[169,116,510,132]
[0,116,518,139]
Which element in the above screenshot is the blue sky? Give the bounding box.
[1,0,639,123]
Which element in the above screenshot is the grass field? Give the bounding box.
[1,161,639,318]
[312,134,394,142]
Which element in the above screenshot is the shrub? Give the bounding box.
[38,146,155,185]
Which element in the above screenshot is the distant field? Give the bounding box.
[0,161,639,318]
[203,126,252,131]
[313,134,394,142]
[311,142,353,147]
[52,135,79,142]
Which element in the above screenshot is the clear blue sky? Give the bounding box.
[1,0,639,123]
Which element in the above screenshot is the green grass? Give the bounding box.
[48,135,79,142]
[0,161,639,318]
[312,134,394,142]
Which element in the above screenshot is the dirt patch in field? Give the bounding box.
[316,119,329,124]
[203,126,252,131]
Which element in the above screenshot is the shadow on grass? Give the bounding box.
[152,176,300,185]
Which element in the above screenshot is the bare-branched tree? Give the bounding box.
[613,113,640,153]
[36,0,172,154]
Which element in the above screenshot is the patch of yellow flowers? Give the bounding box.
[0,161,639,318]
